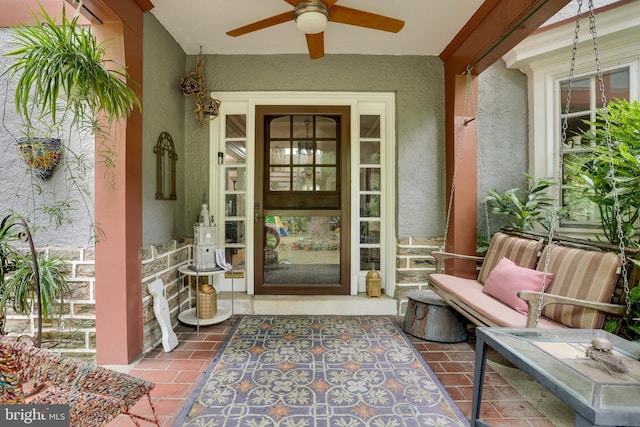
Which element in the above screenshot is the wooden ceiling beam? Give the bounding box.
[68,0,153,25]
[440,0,571,75]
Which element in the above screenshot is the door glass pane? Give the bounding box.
[225,220,245,244]
[270,116,290,138]
[293,167,314,191]
[316,140,336,164]
[226,115,246,138]
[360,220,380,244]
[360,115,380,138]
[293,142,314,165]
[316,116,337,138]
[360,195,380,217]
[264,215,340,285]
[270,167,291,191]
[270,141,290,165]
[226,247,245,270]
[225,167,246,191]
[360,168,381,191]
[316,167,337,191]
[225,194,244,217]
[360,141,380,164]
[293,115,313,138]
[360,248,380,270]
[225,141,246,165]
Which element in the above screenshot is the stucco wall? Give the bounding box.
[2,18,529,246]
[142,14,188,245]
[477,60,529,234]
[184,54,446,238]
[0,28,94,246]
[180,54,528,239]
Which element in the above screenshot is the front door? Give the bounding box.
[254,106,351,294]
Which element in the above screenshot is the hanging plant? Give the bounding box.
[3,4,141,127]
[15,137,63,180]
[1,3,141,242]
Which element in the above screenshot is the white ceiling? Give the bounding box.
[149,0,485,57]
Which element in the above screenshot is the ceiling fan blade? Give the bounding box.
[305,32,324,59]
[283,0,304,6]
[328,5,404,33]
[226,11,294,37]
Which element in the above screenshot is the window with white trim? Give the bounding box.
[502,1,640,235]
[559,67,630,227]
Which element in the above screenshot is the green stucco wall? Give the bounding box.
[142,14,187,245]
[183,54,447,238]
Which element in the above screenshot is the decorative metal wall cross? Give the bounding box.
[178,48,221,126]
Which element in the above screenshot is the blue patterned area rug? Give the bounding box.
[174,315,469,426]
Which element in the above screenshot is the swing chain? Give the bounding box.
[535,0,585,325]
[588,1,631,313]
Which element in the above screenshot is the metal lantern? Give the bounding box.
[366,266,382,298]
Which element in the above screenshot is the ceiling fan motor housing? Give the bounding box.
[295,0,329,34]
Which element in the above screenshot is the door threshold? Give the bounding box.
[250,293,398,316]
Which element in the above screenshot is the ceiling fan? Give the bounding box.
[226,0,405,60]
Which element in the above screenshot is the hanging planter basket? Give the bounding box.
[16,137,63,180]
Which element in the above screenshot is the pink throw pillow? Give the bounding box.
[482,257,553,313]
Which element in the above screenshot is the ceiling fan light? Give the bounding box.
[296,10,328,34]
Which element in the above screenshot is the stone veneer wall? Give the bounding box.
[140,238,193,354]
[3,239,195,361]
[3,246,96,359]
[6,237,447,359]
[395,236,444,316]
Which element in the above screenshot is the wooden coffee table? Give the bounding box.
[472,328,640,427]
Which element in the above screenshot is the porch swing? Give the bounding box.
[428,0,640,331]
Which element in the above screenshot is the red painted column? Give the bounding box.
[444,72,478,279]
[1,0,145,364]
[90,5,145,365]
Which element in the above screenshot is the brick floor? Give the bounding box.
[106,317,562,427]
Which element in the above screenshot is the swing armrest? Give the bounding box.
[432,251,484,274]
[517,290,628,328]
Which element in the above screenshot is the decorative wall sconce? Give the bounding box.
[178,48,221,127]
[154,131,177,200]
[16,137,62,180]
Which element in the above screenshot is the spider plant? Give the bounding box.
[0,252,70,320]
[2,3,140,241]
[0,216,19,290]
[3,3,140,127]
[0,214,69,346]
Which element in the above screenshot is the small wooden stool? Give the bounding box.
[403,290,468,343]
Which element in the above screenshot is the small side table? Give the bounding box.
[403,290,468,343]
[177,265,232,333]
